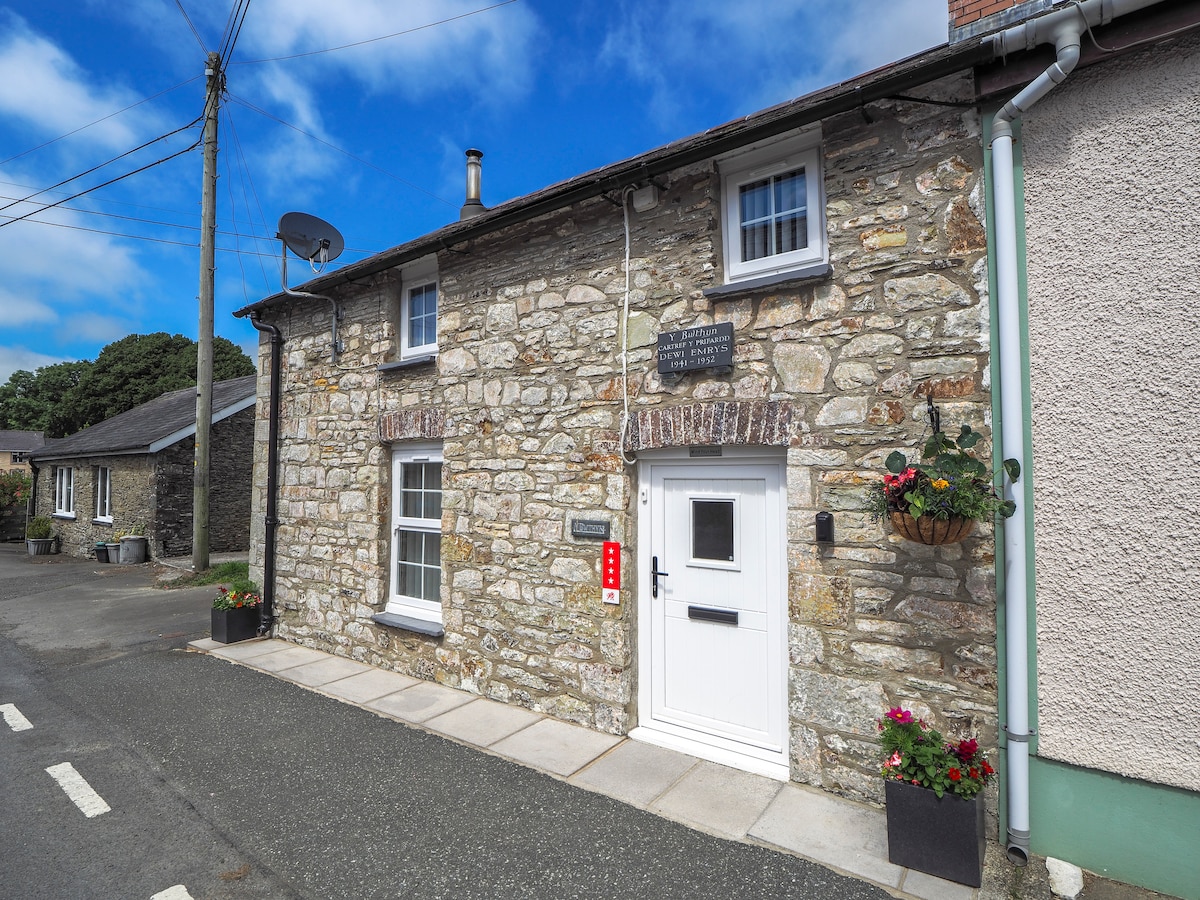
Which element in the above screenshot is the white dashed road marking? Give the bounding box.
[151,886,195,899]
[45,762,111,818]
[1,703,33,731]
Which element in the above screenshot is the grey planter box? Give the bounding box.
[885,778,985,887]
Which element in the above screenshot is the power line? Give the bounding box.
[231,0,517,64]
[0,77,202,169]
[0,118,203,215]
[226,93,455,206]
[219,0,253,63]
[172,0,208,53]
[0,136,203,231]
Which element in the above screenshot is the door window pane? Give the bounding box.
[693,499,734,562]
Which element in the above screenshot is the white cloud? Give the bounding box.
[0,290,56,328]
[0,12,157,152]
[0,346,74,384]
[600,0,948,124]
[236,0,540,101]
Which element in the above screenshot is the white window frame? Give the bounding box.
[399,256,438,359]
[54,466,75,517]
[386,442,443,624]
[94,466,112,523]
[720,129,826,284]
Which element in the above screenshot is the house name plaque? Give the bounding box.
[657,323,734,374]
[571,519,611,540]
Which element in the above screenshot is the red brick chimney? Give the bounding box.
[949,0,1058,38]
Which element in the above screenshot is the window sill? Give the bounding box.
[92,519,113,526]
[704,263,832,300]
[378,354,436,373]
[371,611,444,637]
[52,513,76,521]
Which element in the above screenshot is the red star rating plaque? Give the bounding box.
[602,541,621,605]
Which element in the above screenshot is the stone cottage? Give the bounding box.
[241,47,997,782]
[237,1,1200,896]
[29,375,256,559]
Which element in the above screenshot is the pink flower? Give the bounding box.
[885,707,914,724]
[887,752,903,768]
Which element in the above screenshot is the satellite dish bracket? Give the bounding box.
[277,212,346,362]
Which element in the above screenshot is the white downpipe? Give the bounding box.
[989,0,1164,865]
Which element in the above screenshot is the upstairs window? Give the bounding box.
[94,466,112,522]
[397,255,438,360]
[720,130,825,284]
[405,281,437,355]
[54,466,74,517]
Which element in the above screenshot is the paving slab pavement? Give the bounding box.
[188,637,991,899]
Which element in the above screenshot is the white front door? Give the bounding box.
[634,454,788,779]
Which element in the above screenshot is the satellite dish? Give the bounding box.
[277,211,344,265]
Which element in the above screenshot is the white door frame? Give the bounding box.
[631,447,789,780]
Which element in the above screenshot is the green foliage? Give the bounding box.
[879,707,995,800]
[0,333,254,438]
[868,423,1019,523]
[160,560,250,589]
[25,515,54,539]
[0,470,31,508]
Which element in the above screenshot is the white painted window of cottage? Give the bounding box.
[387,442,443,623]
[54,466,74,517]
[94,466,112,522]
[720,130,825,283]
[398,255,438,360]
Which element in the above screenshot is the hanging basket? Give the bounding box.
[889,512,975,545]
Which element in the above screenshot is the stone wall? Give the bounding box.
[32,408,253,560]
[156,407,255,556]
[252,72,998,802]
[34,455,156,558]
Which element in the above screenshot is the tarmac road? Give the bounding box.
[0,544,893,900]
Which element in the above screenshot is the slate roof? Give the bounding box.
[0,430,46,453]
[29,375,257,461]
[236,38,994,318]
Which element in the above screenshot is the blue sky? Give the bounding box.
[0,0,947,382]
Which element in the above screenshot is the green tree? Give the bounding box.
[0,361,92,435]
[0,333,254,438]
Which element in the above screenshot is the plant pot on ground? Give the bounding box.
[878,706,995,887]
[25,515,55,556]
[211,585,262,644]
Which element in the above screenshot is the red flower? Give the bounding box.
[948,768,962,781]
[969,767,980,779]
[955,738,978,760]
[982,760,994,775]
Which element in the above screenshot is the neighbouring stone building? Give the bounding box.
[29,376,256,560]
[237,2,1200,896]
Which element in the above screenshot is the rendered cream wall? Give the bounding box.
[1020,33,1200,792]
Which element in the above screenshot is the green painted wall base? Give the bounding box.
[1029,756,1200,900]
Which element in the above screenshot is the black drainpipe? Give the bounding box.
[248,313,282,636]
[27,460,39,529]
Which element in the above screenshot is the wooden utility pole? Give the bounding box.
[193,50,221,571]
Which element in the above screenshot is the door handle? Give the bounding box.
[651,555,669,598]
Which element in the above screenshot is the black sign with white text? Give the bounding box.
[656,323,734,374]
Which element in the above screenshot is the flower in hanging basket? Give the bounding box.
[878,706,995,800]
[868,423,1020,543]
[212,585,262,611]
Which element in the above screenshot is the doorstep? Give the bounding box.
[188,637,981,900]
